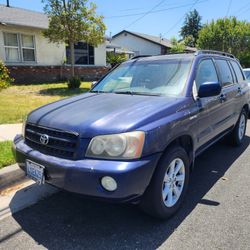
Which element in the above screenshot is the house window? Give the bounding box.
[21,35,35,61]
[4,33,20,62]
[66,42,94,65]
[3,33,36,62]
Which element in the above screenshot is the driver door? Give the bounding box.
[194,58,223,148]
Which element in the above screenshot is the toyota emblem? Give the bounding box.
[40,134,49,145]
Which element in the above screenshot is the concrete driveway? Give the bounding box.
[0,125,250,250]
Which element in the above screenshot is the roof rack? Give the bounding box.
[195,50,235,59]
[166,51,195,55]
[131,55,152,60]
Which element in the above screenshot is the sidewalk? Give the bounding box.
[0,123,59,220]
[0,123,22,141]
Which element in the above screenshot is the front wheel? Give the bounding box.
[140,146,190,219]
[229,109,247,146]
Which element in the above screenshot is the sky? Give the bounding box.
[1,0,250,39]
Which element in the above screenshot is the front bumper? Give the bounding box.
[13,135,161,202]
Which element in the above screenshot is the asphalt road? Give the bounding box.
[0,125,250,250]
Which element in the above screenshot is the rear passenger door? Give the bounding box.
[230,60,247,118]
[214,59,238,133]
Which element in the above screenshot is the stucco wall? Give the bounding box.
[112,32,161,56]
[94,42,106,66]
[0,25,65,65]
[0,25,106,66]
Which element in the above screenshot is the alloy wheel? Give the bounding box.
[238,113,246,141]
[162,158,185,207]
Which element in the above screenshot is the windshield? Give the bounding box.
[244,70,250,80]
[92,58,193,96]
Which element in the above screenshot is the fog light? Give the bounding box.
[101,176,117,191]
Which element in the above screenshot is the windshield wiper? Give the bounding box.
[114,90,161,96]
[114,90,134,95]
[90,90,109,94]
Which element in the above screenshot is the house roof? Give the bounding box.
[113,30,197,52]
[113,30,173,49]
[0,4,48,29]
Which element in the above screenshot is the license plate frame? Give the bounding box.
[26,160,45,185]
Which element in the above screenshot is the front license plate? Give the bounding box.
[26,160,45,185]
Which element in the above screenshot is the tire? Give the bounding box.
[140,146,190,219]
[229,109,247,147]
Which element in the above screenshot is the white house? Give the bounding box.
[112,30,196,56]
[0,4,107,83]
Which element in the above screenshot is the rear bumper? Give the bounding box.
[13,135,161,202]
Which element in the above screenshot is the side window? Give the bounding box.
[244,70,250,80]
[215,59,233,87]
[195,59,218,89]
[228,62,236,83]
[230,60,245,82]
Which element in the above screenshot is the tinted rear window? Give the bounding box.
[231,61,244,82]
[244,70,250,80]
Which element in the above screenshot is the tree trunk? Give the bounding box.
[69,41,75,78]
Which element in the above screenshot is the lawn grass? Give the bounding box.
[0,82,91,124]
[0,141,15,169]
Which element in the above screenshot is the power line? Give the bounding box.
[119,8,143,12]
[163,0,201,36]
[233,2,250,17]
[123,0,168,29]
[236,5,250,18]
[225,0,233,17]
[105,0,207,19]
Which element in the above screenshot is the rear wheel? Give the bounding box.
[229,109,247,146]
[140,146,190,219]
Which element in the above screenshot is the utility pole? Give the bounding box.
[7,0,10,7]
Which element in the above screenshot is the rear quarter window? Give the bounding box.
[244,70,250,80]
[230,61,245,82]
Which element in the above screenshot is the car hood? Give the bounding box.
[28,92,189,138]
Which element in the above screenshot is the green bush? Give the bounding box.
[107,52,127,67]
[0,61,12,91]
[67,76,81,89]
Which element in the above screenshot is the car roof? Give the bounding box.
[127,50,238,63]
[129,53,194,62]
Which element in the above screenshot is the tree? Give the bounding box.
[169,37,185,53]
[42,0,106,78]
[197,17,250,67]
[180,9,202,47]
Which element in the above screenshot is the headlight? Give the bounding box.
[22,117,27,136]
[86,131,145,159]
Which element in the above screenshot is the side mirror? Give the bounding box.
[198,82,221,98]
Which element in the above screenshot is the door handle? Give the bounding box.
[219,93,227,102]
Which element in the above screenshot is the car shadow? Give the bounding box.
[39,87,89,97]
[3,136,250,249]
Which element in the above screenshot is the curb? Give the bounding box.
[0,180,58,221]
[0,164,27,190]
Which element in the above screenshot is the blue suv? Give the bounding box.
[13,50,249,219]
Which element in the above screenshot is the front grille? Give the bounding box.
[25,123,79,159]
